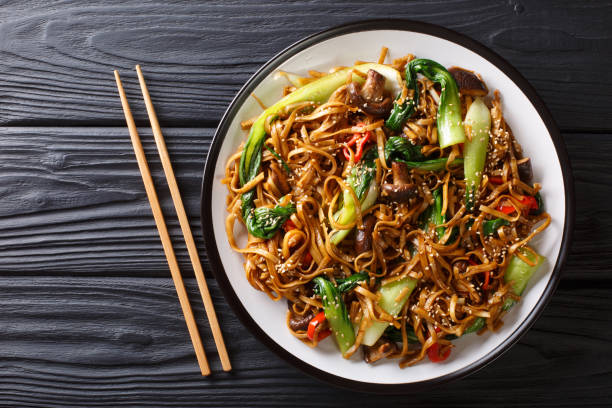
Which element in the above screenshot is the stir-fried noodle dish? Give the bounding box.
[223,48,550,366]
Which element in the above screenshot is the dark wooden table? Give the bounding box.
[1,1,611,406]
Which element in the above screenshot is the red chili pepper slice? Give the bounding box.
[343,134,372,162]
[342,123,372,162]
[519,195,538,212]
[497,196,538,216]
[489,176,504,185]
[345,132,361,147]
[307,311,330,341]
[353,133,371,162]
[315,329,331,341]
[427,343,451,363]
[482,271,490,290]
[497,205,516,215]
[283,219,297,232]
[342,126,364,160]
[302,252,312,265]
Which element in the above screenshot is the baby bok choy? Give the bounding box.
[336,271,369,293]
[460,248,546,335]
[463,97,492,211]
[313,277,355,355]
[330,149,379,245]
[503,249,546,310]
[386,59,466,148]
[361,277,418,346]
[384,135,464,171]
[240,63,401,239]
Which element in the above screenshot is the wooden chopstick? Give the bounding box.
[135,65,232,372]
[114,70,211,376]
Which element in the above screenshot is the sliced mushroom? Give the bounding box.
[354,214,377,253]
[391,160,411,185]
[288,311,314,332]
[517,158,533,183]
[364,338,399,364]
[347,69,393,117]
[360,69,386,102]
[381,161,418,203]
[448,66,488,97]
[382,184,419,202]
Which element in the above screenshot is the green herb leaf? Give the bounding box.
[384,326,420,344]
[533,192,544,215]
[384,136,425,163]
[336,272,369,293]
[396,157,464,171]
[482,218,509,236]
[243,199,296,239]
[346,157,377,201]
[313,277,355,354]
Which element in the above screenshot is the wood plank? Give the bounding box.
[0,127,607,280]
[0,127,206,274]
[0,0,610,130]
[565,133,612,280]
[0,276,609,407]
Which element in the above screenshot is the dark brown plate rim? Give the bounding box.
[200,19,574,393]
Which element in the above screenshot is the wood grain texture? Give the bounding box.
[0,127,607,280]
[0,0,610,130]
[0,127,207,274]
[0,276,609,407]
[1,1,610,405]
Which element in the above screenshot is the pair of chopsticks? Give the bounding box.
[114,66,230,376]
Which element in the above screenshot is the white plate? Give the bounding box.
[201,20,574,392]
